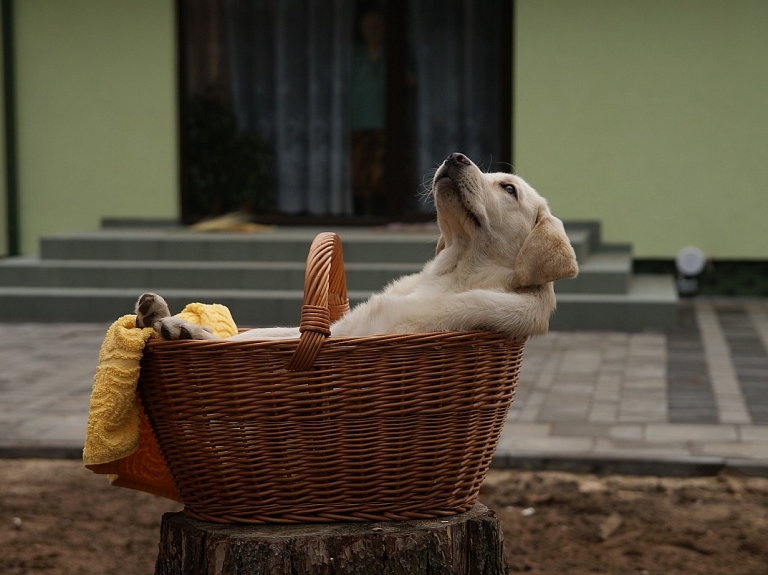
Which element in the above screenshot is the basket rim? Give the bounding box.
[143,329,527,346]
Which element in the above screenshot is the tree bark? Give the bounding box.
[155,503,508,575]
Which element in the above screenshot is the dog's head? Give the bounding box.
[432,153,578,289]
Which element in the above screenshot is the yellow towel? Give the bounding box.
[83,303,237,501]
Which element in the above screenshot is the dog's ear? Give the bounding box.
[435,234,446,255]
[512,209,578,288]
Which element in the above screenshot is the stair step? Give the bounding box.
[0,254,627,294]
[0,286,371,325]
[39,229,440,263]
[38,226,592,265]
[0,275,677,330]
[555,250,632,294]
[551,275,679,331]
[563,228,592,262]
[0,224,679,331]
[0,258,421,292]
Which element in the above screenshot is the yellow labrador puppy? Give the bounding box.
[136,153,578,341]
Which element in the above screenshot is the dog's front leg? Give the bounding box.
[356,289,550,340]
[228,326,301,341]
[135,293,220,340]
[431,290,552,339]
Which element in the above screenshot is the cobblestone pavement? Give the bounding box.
[1,298,767,475]
[498,298,768,474]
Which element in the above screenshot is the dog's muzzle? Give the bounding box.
[433,153,481,227]
[435,152,472,181]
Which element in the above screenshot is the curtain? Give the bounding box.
[188,0,504,217]
[408,0,504,209]
[225,0,354,215]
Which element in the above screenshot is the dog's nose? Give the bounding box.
[445,152,471,166]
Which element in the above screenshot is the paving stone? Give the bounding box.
[537,400,591,422]
[739,425,768,442]
[696,302,752,424]
[645,424,738,442]
[551,422,609,437]
[588,415,617,424]
[619,398,667,412]
[666,408,719,424]
[719,307,768,425]
[4,300,768,470]
[548,384,595,397]
[618,411,667,423]
[592,387,621,402]
[501,423,552,437]
[603,348,629,361]
[592,438,692,459]
[497,435,594,454]
[694,442,768,459]
[607,425,645,440]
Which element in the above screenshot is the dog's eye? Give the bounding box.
[502,184,518,198]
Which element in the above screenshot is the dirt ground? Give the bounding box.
[1,460,767,575]
[480,468,768,575]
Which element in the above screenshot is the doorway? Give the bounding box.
[177,0,511,224]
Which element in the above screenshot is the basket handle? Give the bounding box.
[286,232,350,371]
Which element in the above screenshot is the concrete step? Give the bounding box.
[555,250,632,295]
[552,275,679,331]
[11,226,602,293]
[0,257,422,292]
[0,223,679,330]
[0,286,370,326]
[0,275,677,330]
[0,250,624,294]
[562,227,592,263]
[37,225,593,265]
[39,229,440,263]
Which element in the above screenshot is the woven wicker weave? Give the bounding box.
[138,232,524,524]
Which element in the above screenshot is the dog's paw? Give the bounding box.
[155,317,217,340]
[135,293,171,330]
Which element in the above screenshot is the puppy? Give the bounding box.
[136,153,578,341]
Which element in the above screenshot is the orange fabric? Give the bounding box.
[86,397,182,502]
[84,303,238,502]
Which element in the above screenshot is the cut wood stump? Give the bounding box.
[154,503,508,575]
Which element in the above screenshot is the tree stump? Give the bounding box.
[154,503,508,575]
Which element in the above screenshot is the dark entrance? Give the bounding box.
[177,0,511,224]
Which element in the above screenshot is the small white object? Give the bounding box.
[13,517,22,528]
[675,246,707,277]
[521,507,535,517]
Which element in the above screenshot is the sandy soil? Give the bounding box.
[1,460,767,575]
[480,468,768,575]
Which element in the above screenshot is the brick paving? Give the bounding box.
[0,323,106,452]
[666,304,718,424]
[498,298,768,474]
[718,305,768,424]
[1,297,768,475]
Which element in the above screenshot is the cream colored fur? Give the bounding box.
[137,153,578,341]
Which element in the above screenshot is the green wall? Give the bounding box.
[15,0,178,255]
[7,1,768,259]
[515,0,768,259]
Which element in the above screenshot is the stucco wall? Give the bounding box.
[15,0,178,254]
[515,0,768,259]
[8,1,768,259]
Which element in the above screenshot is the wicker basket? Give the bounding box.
[138,232,524,524]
